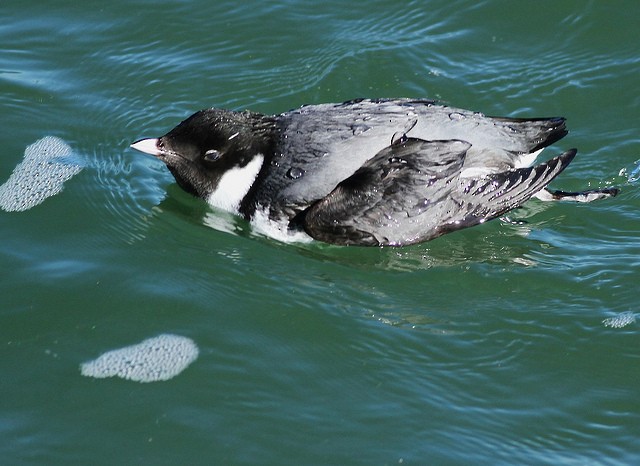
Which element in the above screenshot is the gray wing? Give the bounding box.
[298,138,469,246]
[262,99,567,218]
[298,138,576,246]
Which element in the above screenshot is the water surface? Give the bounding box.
[1,1,639,464]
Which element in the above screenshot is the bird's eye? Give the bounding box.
[203,149,222,162]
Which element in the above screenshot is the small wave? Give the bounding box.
[80,146,167,244]
[621,159,640,183]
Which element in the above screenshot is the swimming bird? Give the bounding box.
[131,98,617,246]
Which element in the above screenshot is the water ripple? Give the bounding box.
[76,146,166,245]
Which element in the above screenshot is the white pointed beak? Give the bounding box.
[130,138,162,157]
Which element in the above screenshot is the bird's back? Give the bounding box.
[248,99,567,219]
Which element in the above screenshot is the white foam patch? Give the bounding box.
[0,136,82,212]
[250,207,313,244]
[603,312,636,329]
[80,334,199,383]
[207,154,264,213]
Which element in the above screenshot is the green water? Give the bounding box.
[1,0,639,464]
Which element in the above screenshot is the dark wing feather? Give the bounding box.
[299,139,470,246]
[444,148,577,233]
[488,116,568,153]
[298,137,577,246]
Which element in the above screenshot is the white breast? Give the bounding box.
[207,154,264,213]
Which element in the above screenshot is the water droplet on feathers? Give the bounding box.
[287,167,304,179]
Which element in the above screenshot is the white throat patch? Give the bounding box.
[207,154,264,214]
